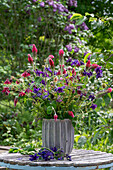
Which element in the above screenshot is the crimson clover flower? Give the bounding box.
[49,58,54,67]
[28,54,33,64]
[59,49,64,57]
[32,44,37,53]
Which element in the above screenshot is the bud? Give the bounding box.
[102,83,107,88]
[54,114,58,121]
[68,111,74,118]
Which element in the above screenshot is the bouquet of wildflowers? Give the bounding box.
[2,44,112,121]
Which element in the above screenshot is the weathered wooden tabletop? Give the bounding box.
[0,149,113,169]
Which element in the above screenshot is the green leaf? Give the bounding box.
[103,94,110,105]
[84,53,91,63]
[95,98,103,107]
[75,16,87,26]
[99,117,107,124]
[47,106,53,115]
[70,13,83,21]
[93,130,100,143]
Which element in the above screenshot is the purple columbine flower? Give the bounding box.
[38,17,42,22]
[66,57,72,63]
[35,69,42,76]
[66,44,72,52]
[29,154,39,161]
[80,61,84,65]
[67,14,72,19]
[74,46,79,53]
[90,104,97,110]
[42,91,49,99]
[57,87,65,93]
[41,80,46,85]
[37,93,42,97]
[40,2,45,7]
[87,71,93,78]
[71,59,79,66]
[95,67,103,79]
[83,70,87,76]
[56,96,62,102]
[88,94,95,101]
[33,88,41,94]
[45,67,52,73]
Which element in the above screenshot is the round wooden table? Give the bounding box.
[0,149,113,170]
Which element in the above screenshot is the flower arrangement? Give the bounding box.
[2,44,112,121]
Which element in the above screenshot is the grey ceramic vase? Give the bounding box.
[42,119,74,154]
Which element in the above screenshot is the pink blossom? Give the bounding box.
[19,92,25,97]
[32,44,37,53]
[4,79,11,84]
[107,88,112,93]
[91,64,100,68]
[2,87,10,95]
[59,49,64,57]
[54,114,58,121]
[68,111,74,118]
[28,54,33,64]
[14,98,18,107]
[21,71,30,77]
[16,81,20,84]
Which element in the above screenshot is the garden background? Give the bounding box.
[0,0,113,152]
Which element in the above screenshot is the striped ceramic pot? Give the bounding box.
[42,119,74,155]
